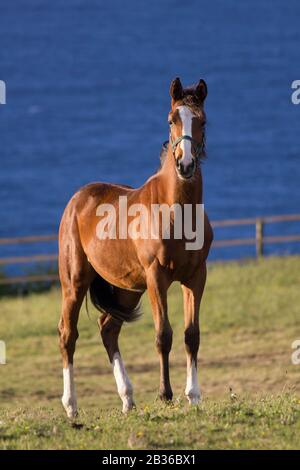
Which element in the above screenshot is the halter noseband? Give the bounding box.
[170,134,204,160]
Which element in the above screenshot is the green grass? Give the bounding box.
[1,256,300,449]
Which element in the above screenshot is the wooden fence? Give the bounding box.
[1,213,300,286]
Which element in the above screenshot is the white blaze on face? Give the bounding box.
[62,364,77,418]
[112,352,134,413]
[185,359,201,405]
[177,105,194,169]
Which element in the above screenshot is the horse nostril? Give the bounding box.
[181,163,189,175]
[178,160,195,177]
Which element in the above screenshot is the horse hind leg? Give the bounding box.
[58,288,85,418]
[99,314,134,413]
[58,216,94,418]
[98,289,142,413]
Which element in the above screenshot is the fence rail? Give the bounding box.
[1,213,300,286]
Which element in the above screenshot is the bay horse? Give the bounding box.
[58,77,213,418]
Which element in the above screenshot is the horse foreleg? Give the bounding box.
[100,315,134,413]
[181,263,207,405]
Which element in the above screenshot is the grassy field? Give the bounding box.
[0,256,300,449]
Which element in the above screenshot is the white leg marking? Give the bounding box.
[178,105,194,168]
[62,364,77,418]
[185,359,201,405]
[112,352,134,413]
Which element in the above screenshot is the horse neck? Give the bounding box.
[157,145,203,206]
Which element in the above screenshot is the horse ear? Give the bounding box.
[170,77,183,102]
[195,79,207,102]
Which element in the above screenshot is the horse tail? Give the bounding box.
[89,274,142,324]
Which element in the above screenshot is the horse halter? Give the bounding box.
[170,134,204,160]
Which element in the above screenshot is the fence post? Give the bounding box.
[256,218,264,257]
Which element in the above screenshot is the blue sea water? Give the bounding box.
[0,0,300,264]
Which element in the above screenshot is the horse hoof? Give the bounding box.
[122,398,135,414]
[159,391,173,402]
[186,393,201,405]
[62,398,78,419]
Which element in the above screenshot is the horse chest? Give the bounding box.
[155,243,202,281]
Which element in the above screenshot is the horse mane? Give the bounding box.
[159,140,169,167]
[181,87,206,121]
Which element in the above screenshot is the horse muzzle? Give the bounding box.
[176,158,196,180]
